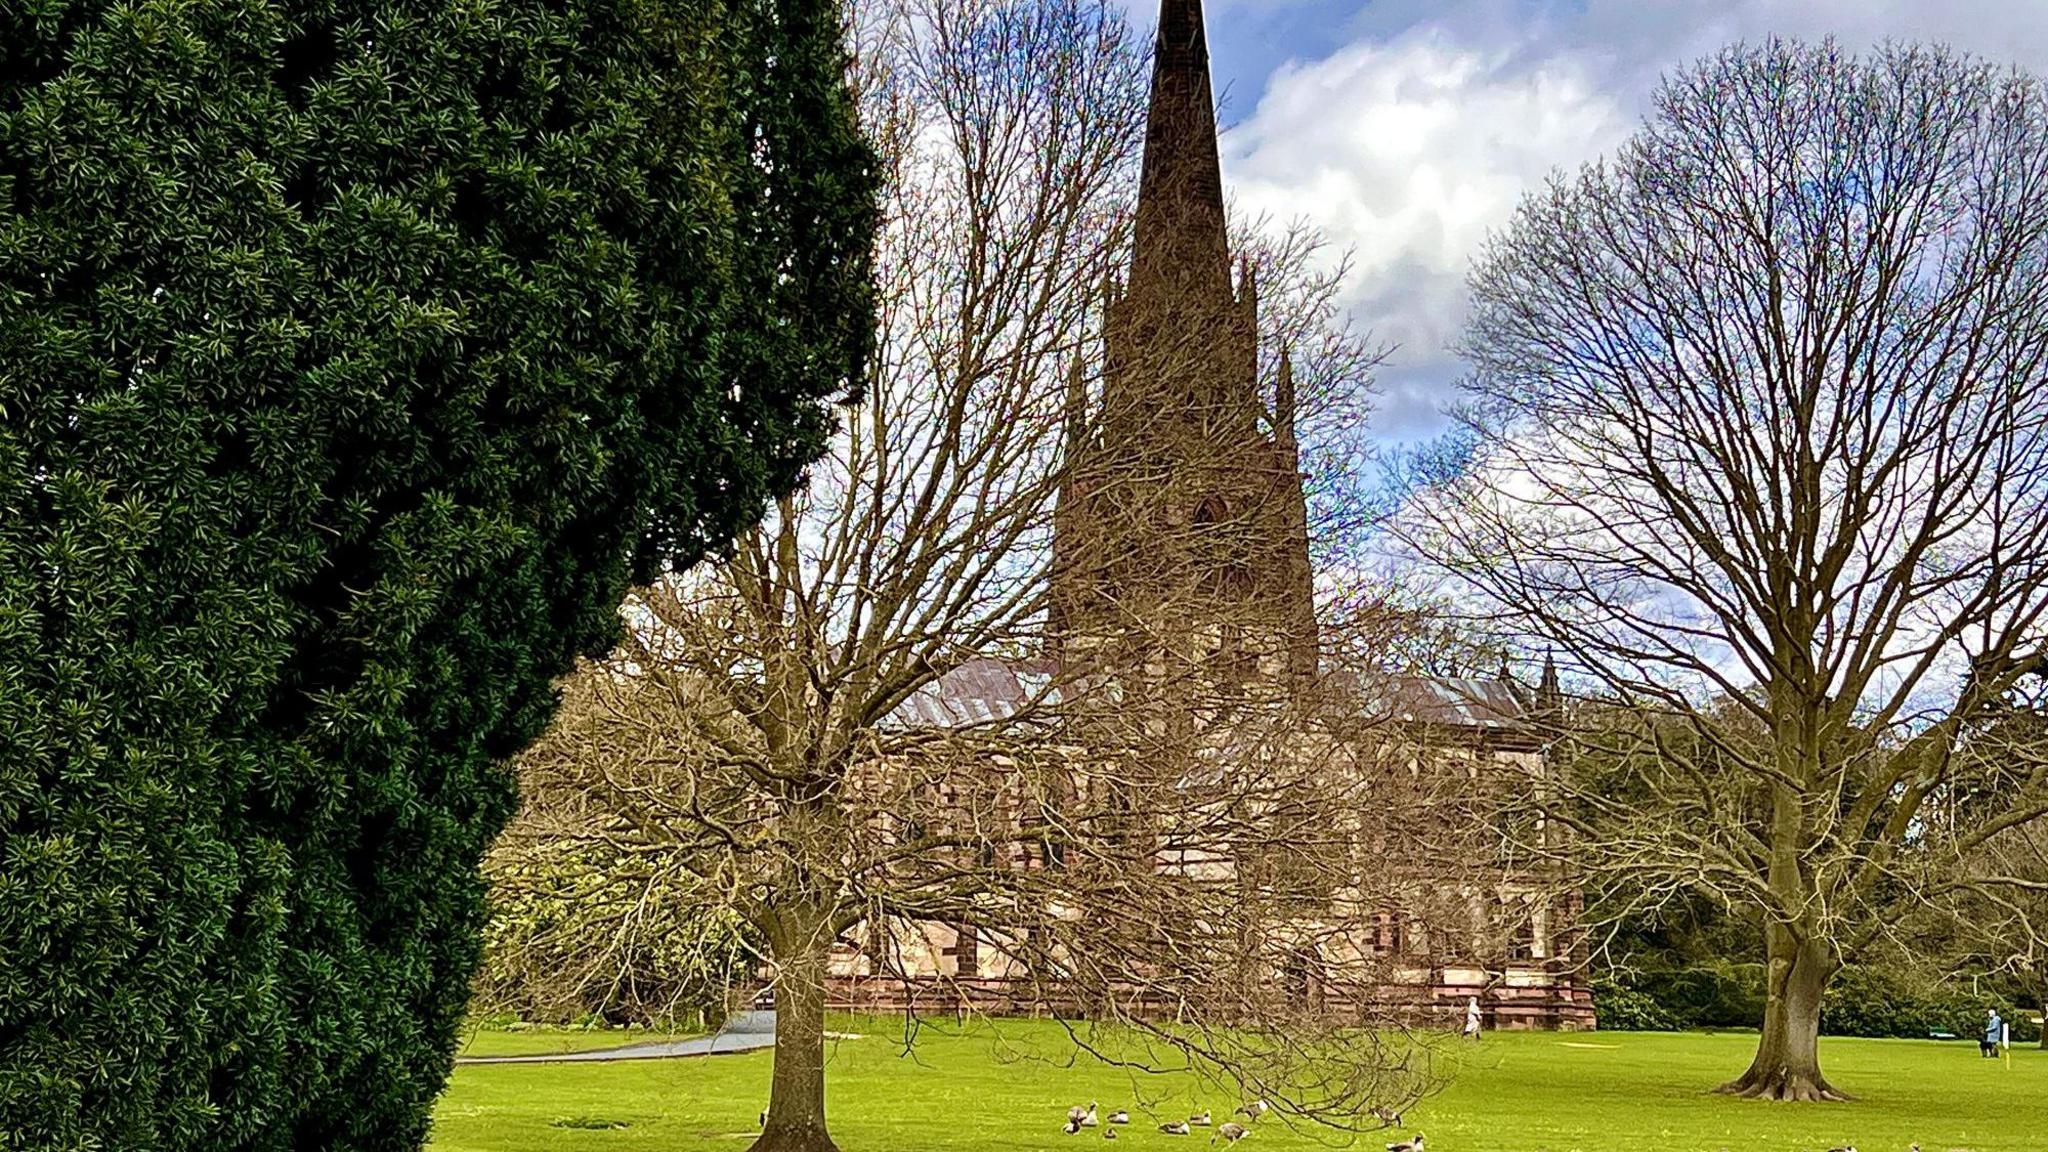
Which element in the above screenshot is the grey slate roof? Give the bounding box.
[883,660,1533,734]
[879,657,1061,729]
[1366,675,1532,730]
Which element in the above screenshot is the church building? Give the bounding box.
[827,0,1596,1032]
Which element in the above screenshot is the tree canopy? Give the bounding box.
[0,0,874,1144]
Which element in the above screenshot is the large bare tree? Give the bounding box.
[486,0,1412,1148]
[1410,40,2048,1101]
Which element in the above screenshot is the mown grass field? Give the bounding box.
[430,1017,2045,1152]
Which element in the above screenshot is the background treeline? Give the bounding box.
[1594,899,2044,1042]
[1597,962,2041,1042]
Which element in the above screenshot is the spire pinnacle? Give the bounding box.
[1275,344,1296,447]
[1063,353,1089,459]
[1130,0,1230,303]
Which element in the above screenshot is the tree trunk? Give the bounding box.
[750,909,839,1152]
[1717,932,1846,1101]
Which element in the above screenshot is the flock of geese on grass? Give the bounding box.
[1055,1119,1936,1152]
[1059,1099,1421,1152]
[750,1100,1923,1151]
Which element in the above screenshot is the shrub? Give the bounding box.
[1591,977,1683,1032]
[1822,966,2041,1043]
[0,0,874,1145]
[1602,962,2043,1043]
[1819,964,1932,1039]
[1626,962,1768,1030]
[475,833,757,1029]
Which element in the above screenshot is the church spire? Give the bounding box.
[1051,0,1318,688]
[1274,343,1296,448]
[1129,0,1231,306]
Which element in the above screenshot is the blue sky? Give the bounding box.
[1161,0,2048,442]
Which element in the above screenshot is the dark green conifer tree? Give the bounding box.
[0,0,874,1144]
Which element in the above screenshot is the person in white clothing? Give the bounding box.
[1463,997,1482,1041]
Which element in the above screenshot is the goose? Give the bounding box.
[1063,1119,1082,1136]
[1068,1104,1098,1127]
[1104,1129,1117,1141]
[1235,1100,1269,1121]
[1371,1106,1402,1127]
[1108,1111,1131,1125]
[1190,1111,1212,1127]
[1082,1103,1101,1128]
[1386,1136,1424,1152]
[1160,1121,1192,1136]
[1212,1122,1248,1144]
[1823,1147,1856,1152]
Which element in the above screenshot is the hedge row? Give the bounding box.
[1597,963,2041,1043]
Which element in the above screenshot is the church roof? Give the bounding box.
[1364,676,1534,731]
[879,657,1062,729]
[883,660,1536,736]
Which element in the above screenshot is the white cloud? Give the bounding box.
[1219,0,2048,442]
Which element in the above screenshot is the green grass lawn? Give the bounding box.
[430,1017,2045,1152]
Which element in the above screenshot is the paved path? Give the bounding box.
[455,1011,777,1065]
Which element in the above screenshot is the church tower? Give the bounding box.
[1050,0,1317,685]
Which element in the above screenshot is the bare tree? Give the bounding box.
[486,0,1413,1148]
[1408,40,2048,1100]
[666,2,1139,1142]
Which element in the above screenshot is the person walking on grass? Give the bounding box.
[1982,1009,2003,1058]
[1463,997,1482,1042]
